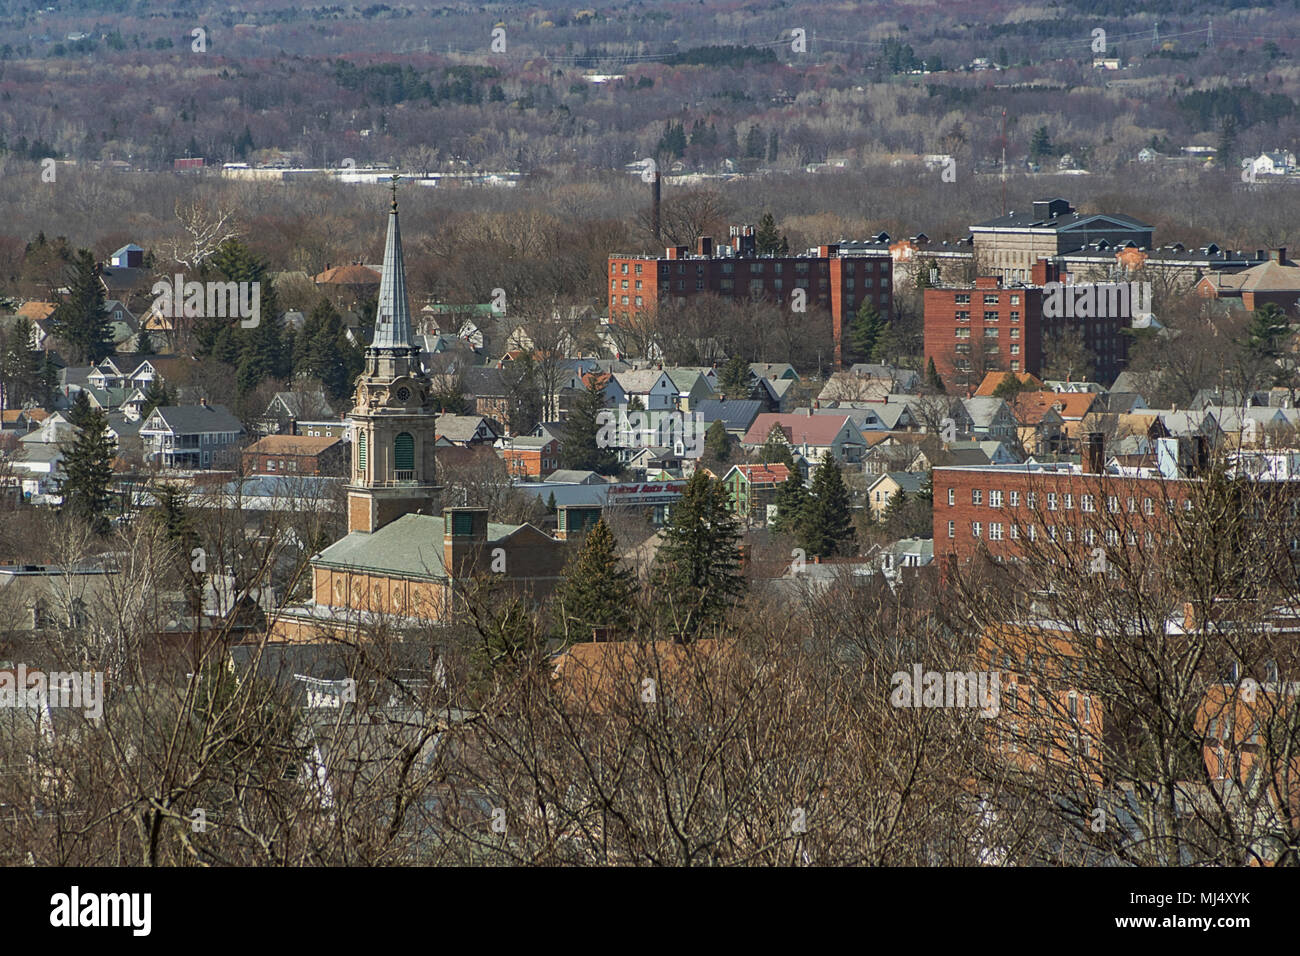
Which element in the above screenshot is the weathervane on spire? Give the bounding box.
[390,174,400,212]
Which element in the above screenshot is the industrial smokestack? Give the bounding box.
[652,171,661,242]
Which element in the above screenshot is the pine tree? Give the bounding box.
[718,355,750,397]
[850,303,887,364]
[925,356,945,393]
[554,517,637,639]
[49,248,112,364]
[295,300,361,402]
[744,124,765,159]
[561,374,619,474]
[799,451,856,557]
[58,397,116,534]
[769,475,807,535]
[704,419,733,464]
[652,470,746,637]
[767,129,779,163]
[1248,303,1290,359]
[755,213,782,255]
[141,379,173,419]
[992,370,1030,401]
[761,425,796,470]
[133,329,155,356]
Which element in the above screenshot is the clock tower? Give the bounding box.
[346,181,441,533]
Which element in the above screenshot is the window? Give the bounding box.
[955,328,970,338]
[1081,494,1095,512]
[357,432,366,472]
[989,523,1004,541]
[1010,345,1020,355]
[620,263,628,274]
[1010,361,1020,372]
[1009,523,1019,539]
[1009,327,1020,339]
[1083,529,1095,545]
[1107,495,1119,513]
[955,293,970,304]
[1009,491,1020,507]
[621,296,629,305]
[1143,497,1153,515]
[1010,294,1020,305]
[984,311,999,322]
[947,520,955,538]
[956,311,970,322]
[990,490,1003,508]
[267,458,276,471]
[634,296,643,307]
[634,280,642,290]
[972,522,982,538]
[984,294,1000,305]
[1027,524,1037,541]
[1010,311,1020,322]
[634,263,642,274]
[972,489,983,505]
[1027,492,1037,509]
[984,328,999,338]
[947,488,955,506]
[394,432,415,476]
[1106,529,1119,546]
[1047,492,1058,511]
[621,280,628,289]
[1047,525,1058,541]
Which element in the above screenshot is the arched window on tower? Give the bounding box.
[395,432,415,480]
[357,432,367,477]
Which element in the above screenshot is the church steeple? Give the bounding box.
[372,176,414,352]
[346,182,440,534]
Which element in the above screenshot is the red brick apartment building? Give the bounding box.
[933,435,1201,565]
[608,226,892,367]
[924,259,1133,391]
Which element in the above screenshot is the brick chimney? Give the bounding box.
[443,507,490,578]
[1031,257,1060,285]
[697,236,714,257]
[1084,431,1104,474]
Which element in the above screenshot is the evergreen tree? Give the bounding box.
[49,248,112,364]
[718,355,751,397]
[545,491,557,515]
[561,374,619,474]
[554,517,637,639]
[133,328,155,356]
[58,397,116,534]
[704,419,733,464]
[991,370,1031,401]
[651,470,746,637]
[153,484,202,614]
[1247,303,1290,359]
[769,475,807,535]
[849,302,887,364]
[0,318,41,408]
[798,451,856,558]
[744,124,765,159]
[761,425,796,470]
[767,129,779,163]
[294,300,362,402]
[925,356,945,393]
[755,213,782,255]
[141,379,174,419]
[1029,126,1054,159]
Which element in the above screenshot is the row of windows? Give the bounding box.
[953,311,1021,322]
[951,520,1157,547]
[953,293,1022,305]
[949,487,1190,514]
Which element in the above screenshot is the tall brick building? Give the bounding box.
[924,259,1134,392]
[608,227,892,367]
[970,198,1153,283]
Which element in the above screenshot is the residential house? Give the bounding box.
[742,412,867,464]
[716,463,791,524]
[260,390,337,436]
[956,397,1018,441]
[501,433,562,479]
[609,369,678,411]
[694,398,764,439]
[867,471,927,519]
[242,434,348,477]
[435,414,501,447]
[664,368,715,411]
[139,402,243,470]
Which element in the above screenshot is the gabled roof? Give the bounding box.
[869,470,926,495]
[742,413,861,447]
[266,390,336,419]
[694,398,763,432]
[15,301,55,321]
[244,434,342,455]
[462,366,508,396]
[723,463,791,485]
[613,369,672,394]
[313,264,381,285]
[664,368,711,392]
[436,414,498,443]
[974,370,1043,396]
[545,469,607,484]
[142,404,242,435]
[960,396,1012,427]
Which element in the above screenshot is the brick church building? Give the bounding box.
[269,187,568,643]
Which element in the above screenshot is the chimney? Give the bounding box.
[288,416,298,436]
[697,236,713,258]
[652,172,661,242]
[443,507,490,578]
[1084,431,1104,474]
